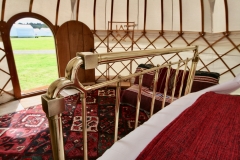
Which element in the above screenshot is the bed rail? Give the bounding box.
[41,46,198,160]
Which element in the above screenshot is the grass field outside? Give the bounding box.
[11,37,58,91]
[14,54,58,90]
[11,37,55,50]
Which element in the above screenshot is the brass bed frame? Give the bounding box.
[41,46,199,160]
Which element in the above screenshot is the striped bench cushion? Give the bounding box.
[191,71,220,92]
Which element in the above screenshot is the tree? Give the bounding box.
[27,23,49,29]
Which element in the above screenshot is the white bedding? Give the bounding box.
[98,73,240,160]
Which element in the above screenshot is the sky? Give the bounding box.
[15,18,43,24]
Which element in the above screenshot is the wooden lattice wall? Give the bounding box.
[93,30,240,84]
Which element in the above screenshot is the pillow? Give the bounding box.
[134,64,155,88]
[171,69,189,96]
[156,67,169,93]
[191,71,220,92]
[138,64,155,69]
[156,68,189,97]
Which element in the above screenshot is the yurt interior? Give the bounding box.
[0,0,240,159]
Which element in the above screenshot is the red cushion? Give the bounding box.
[157,68,189,97]
[172,69,189,96]
[156,67,169,93]
[134,67,155,88]
[191,71,220,92]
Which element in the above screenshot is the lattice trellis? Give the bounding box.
[93,30,240,83]
[0,46,14,104]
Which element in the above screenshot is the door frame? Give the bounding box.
[3,12,57,99]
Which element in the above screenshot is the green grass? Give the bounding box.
[11,37,55,50]
[11,37,58,91]
[14,53,58,91]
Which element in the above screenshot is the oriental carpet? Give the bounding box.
[0,88,149,160]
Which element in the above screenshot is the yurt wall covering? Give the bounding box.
[0,0,240,102]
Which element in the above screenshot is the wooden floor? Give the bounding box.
[0,88,80,116]
[0,95,42,116]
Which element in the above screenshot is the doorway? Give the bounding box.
[10,18,58,94]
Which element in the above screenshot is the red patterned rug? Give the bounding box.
[0,88,149,160]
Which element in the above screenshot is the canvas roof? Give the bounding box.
[1,0,240,33]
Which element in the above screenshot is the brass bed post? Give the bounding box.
[171,61,180,102]
[178,58,189,98]
[41,56,86,160]
[135,73,143,128]
[162,63,171,109]
[80,92,88,160]
[41,79,72,160]
[114,80,121,142]
[47,114,65,159]
[150,67,160,117]
[185,47,199,94]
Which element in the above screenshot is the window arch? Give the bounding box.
[4,13,58,99]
